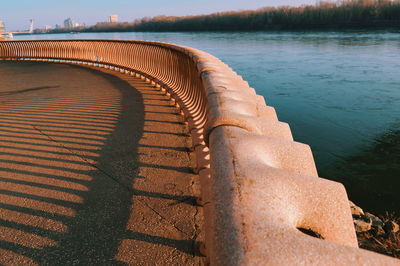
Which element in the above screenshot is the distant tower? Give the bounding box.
[29,19,34,33]
[0,20,5,34]
[108,14,119,23]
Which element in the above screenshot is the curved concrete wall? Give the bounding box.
[0,40,398,265]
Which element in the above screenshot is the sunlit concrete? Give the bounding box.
[0,61,203,265]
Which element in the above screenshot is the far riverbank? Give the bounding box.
[40,1,400,34]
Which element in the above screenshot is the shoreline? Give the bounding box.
[350,201,399,259]
[25,27,400,35]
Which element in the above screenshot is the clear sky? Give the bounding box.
[1,0,317,31]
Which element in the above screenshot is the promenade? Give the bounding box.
[0,61,203,265]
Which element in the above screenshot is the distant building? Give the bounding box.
[108,14,119,23]
[44,25,52,31]
[0,20,5,34]
[29,19,34,33]
[64,18,74,28]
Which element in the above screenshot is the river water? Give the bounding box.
[13,31,400,214]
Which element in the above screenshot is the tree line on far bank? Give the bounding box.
[48,0,400,33]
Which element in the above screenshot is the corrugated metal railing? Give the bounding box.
[0,40,398,265]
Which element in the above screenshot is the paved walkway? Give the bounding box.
[0,62,204,265]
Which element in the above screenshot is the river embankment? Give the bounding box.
[9,31,400,259]
[351,201,399,259]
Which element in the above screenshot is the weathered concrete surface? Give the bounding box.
[0,61,204,265]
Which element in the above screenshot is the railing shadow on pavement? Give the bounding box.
[0,62,203,265]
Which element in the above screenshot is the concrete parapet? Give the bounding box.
[0,40,398,265]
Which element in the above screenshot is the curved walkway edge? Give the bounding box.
[0,61,204,265]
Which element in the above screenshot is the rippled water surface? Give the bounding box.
[14,31,400,214]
